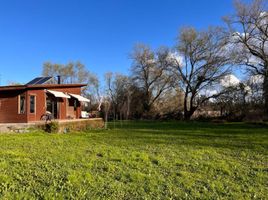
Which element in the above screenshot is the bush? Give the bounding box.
[44,121,59,133]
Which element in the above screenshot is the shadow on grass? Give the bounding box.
[106,132,267,152]
[104,121,268,152]
[108,121,268,131]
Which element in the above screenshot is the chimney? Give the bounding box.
[57,75,61,84]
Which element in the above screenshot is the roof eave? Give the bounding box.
[0,83,88,91]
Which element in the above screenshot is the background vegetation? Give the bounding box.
[38,0,268,122]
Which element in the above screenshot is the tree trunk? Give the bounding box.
[184,107,196,120]
[183,92,197,120]
[263,73,268,120]
[142,91,151,118]
[183,89,189,120]
[143,90,151,113]
[184,111,191,120]
[126,93,131,120]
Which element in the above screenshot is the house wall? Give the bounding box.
[0,90,27,123]
[50,87,81,120]
[26,89,46,122]
[0,86,83,123]
[26,87,82,122]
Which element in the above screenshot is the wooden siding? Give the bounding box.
[0,86,83,123]
[0,90,27,123]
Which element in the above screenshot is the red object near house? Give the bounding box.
[0,77,90,123]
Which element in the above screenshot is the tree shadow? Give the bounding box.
[106,121,268,152]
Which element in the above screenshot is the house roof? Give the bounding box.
[0,83,87,91]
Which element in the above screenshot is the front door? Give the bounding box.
[46,95,58,119]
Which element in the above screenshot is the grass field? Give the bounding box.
[0,121,267,199]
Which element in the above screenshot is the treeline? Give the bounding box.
[43,0,268,121]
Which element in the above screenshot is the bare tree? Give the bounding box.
[42,61,91,84]
[130,44,173,116]
[103,97,111,129]
[42,61,100,103]
[224,0,268,116]
[247,75,264,106]
[216,82,251,119]
[171,27,232,120]
[153,86,184,119]
[104,72,130,120]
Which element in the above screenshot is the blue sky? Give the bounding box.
[0,0,234,85]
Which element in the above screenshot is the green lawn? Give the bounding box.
[0,121,267,199]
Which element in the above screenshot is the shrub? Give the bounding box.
[44,121,59,133]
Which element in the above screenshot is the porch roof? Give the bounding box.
[46,90,71,98]
[68,93,90,102]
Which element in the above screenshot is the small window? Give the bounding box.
[30,95,36,113]
[18,95,26,114]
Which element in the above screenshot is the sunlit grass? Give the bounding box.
[0,121,267,199]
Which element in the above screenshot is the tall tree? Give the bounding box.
[130,44,173,116]
[42,61,90,84]
[224,0,268,116]
[171,27,232,120]
[104,72,130,120]
[42,61,100,103]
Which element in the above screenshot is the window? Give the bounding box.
[18,95,26,114]
[30,95,36,113]
[74,99,77,111]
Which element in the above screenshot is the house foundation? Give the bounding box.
[0,118,104,133]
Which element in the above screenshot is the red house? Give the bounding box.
[0,77,90,123]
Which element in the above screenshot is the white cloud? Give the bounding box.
[260,12,268,25]
[167,52,184,66]
[199,89,218,102]
[249,75,264,85]
[231,27,268,56]
[247,56,262,66]
[221,74,240,87]
[205,89,218,96]
[244,85,252,94]
[199,89,218,99]
[260,12,267,18]
[231,32,241,42]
